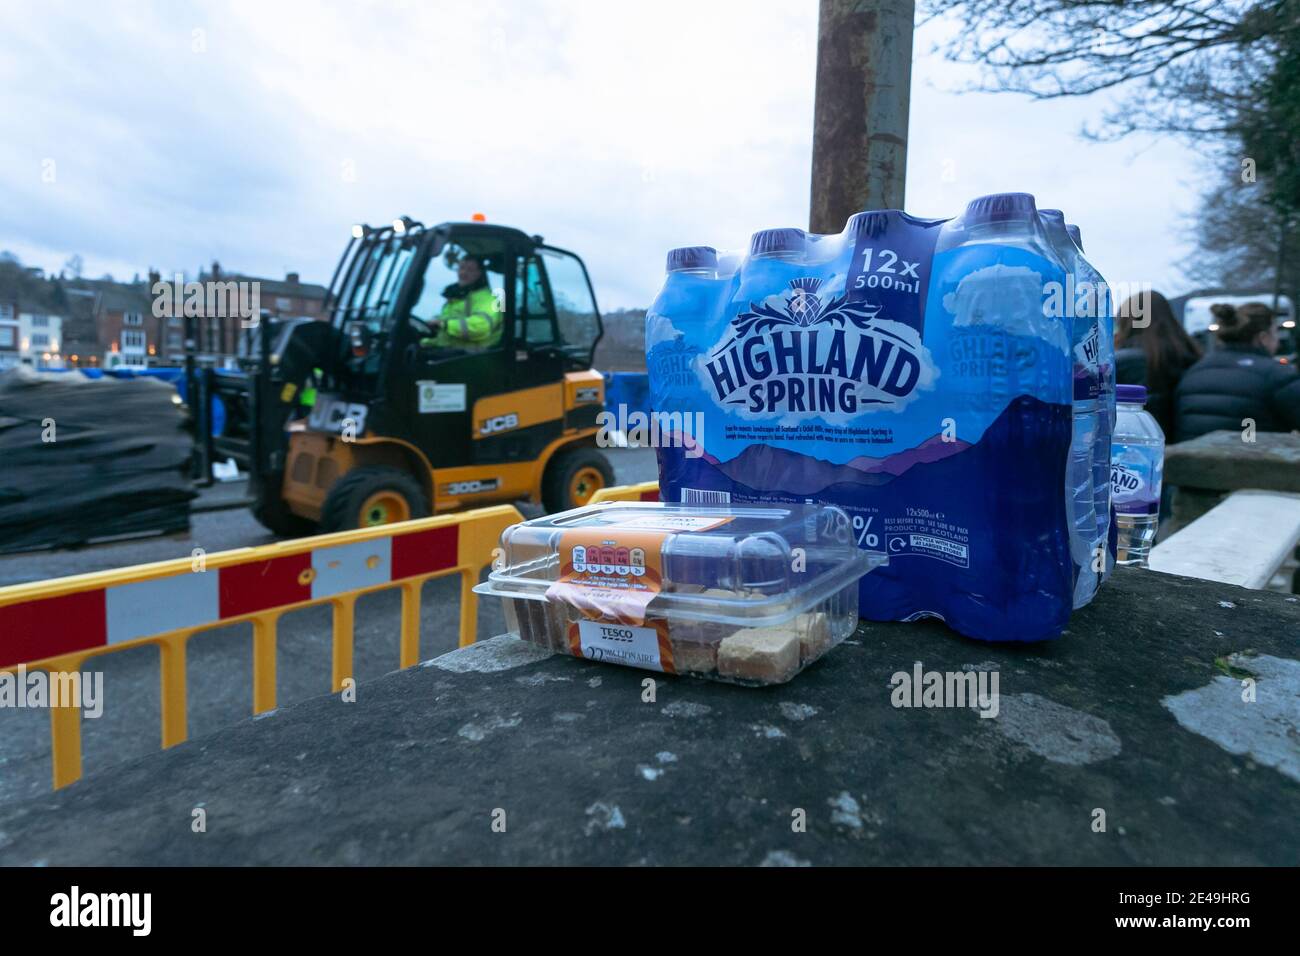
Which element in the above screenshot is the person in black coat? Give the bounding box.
[1174,302,1300,442]
[1114,290,1201,439]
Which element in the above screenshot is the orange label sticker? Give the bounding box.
[546,528,675,673]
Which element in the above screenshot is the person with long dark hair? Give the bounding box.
[1175,302,1300,442]
[1114,290,1202,439]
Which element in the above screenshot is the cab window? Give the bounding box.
[410,241,507,327]
[539,247,599,351]
[515,255,555,345]
[407,240,508,353]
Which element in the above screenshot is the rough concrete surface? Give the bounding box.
[1164,429,1300,494]
[0,566,1296,866]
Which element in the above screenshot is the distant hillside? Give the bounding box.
[595,307,646,371]
[0,253,73,313]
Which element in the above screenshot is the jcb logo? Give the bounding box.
[442,479,501,496]
[479,413,519,435]
[308,398,368,435]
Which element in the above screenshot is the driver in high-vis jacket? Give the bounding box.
[421,255,503,350]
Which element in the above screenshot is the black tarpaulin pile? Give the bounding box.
[0,367,195,553]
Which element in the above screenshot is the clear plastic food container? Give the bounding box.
[473,501,885,685]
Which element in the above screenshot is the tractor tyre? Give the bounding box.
[320,466,430,532]
[250,479,318,538]
[542,446,614,514]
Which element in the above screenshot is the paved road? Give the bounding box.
[0,447,658,804]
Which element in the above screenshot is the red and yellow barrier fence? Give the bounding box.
[0,504,521,790]
[589,481,659,504]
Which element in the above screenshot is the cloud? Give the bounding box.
[0,0,1201,307]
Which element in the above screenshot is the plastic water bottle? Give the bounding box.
[667,245,719,277]
[735,228,809,313]
[1111,384,1164,566]
[733,227,811,338]
[1067,223,1116,580]
[1040,209,1100,606]
[748,227,807,262]
[651,244,724,394]
[925,192,1080,630]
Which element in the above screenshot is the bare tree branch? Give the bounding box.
[921,0,1297,138]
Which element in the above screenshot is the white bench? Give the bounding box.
[1149,489,1300,590]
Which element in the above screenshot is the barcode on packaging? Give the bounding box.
[681,487,731,505]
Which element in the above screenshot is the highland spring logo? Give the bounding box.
[703,278,935,416]
[648,333,701,389]
[1111,463,1144,496]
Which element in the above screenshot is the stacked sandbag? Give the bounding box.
[0,367,195,553]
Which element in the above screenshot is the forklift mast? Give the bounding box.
[242,230,368,501]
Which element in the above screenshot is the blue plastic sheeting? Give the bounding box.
[40,366,183,385]
[602,371,649,417]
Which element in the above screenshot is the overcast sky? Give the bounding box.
[1,0,1206,309]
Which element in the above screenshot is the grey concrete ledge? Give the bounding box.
[0,567,1296,866]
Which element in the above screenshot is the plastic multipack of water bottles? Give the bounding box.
[646,193,1115,643]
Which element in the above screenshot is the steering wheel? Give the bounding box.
[409,316,440,337]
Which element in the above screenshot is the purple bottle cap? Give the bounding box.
[666,246,717,272]
[845,210,905,238]
[1117,384,1147,404]
[749,228,806,257]
[844,209,946,237]
[964,192,1038,225]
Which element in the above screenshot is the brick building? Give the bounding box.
[186,261,329,364]
[0,257,328,370]
[88,281,163,368]
[59,288,103,366]
[79,263,328,368]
